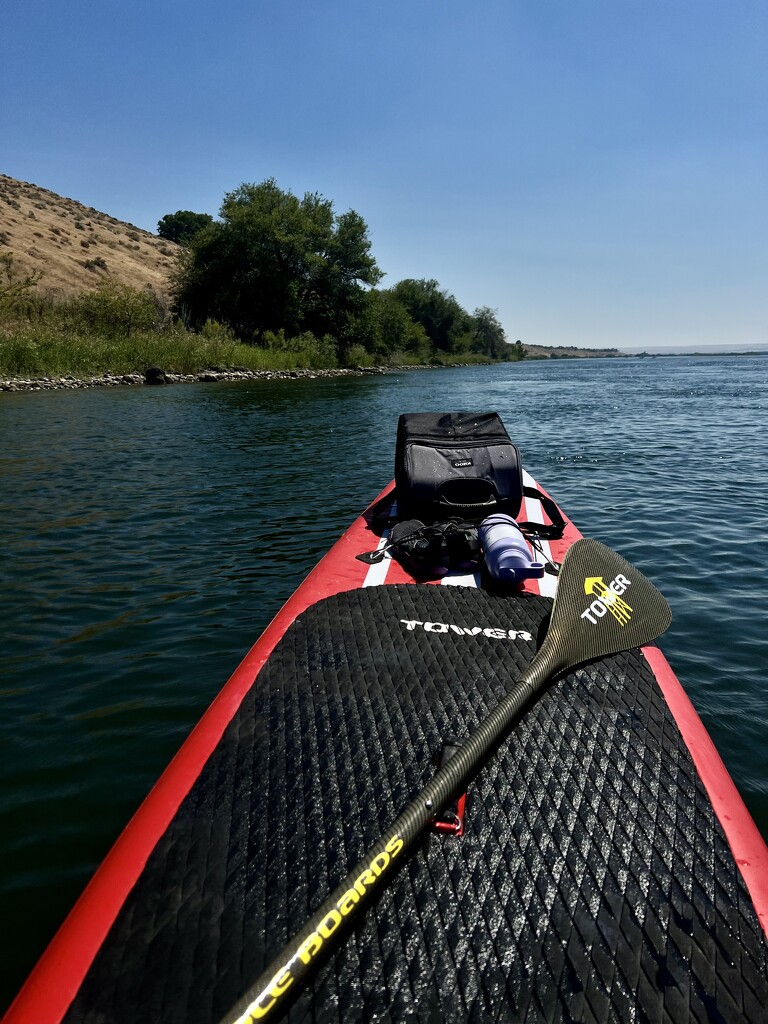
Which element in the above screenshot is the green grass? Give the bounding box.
[0,311,512,381]
[0,278,349,377]
[0,323,344,377]
[0,326,514,378]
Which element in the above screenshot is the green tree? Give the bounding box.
[389,278,471,353]
[174,180,381,346]
[349,289,430,359]
[157,211,214,245]
[470,306,508,359]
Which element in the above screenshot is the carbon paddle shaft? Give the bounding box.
[223,539,671,1024]
[227,663,547,1024]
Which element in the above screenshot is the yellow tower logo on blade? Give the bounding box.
[581,574,633,626]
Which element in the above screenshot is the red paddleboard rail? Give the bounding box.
[642,645,768,940]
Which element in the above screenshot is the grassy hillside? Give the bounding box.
[0,174,179,298]
[0,174,624,381]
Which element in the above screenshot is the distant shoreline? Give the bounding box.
[622,348,768,357]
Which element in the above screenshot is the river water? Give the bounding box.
[1,355,767,1008]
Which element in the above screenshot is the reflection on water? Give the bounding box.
[1,356,767,1006]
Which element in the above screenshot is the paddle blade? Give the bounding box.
[533,539,672,682]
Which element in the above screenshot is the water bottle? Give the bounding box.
[479,514,545,583]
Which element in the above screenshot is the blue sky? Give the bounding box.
[2,0,766,349]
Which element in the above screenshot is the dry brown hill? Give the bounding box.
[0,174,180,299]
[523,342,624,359]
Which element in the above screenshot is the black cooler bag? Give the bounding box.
[395,411,524,522]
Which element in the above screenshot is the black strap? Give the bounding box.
[516,485,566,541]
[517,485,566,540]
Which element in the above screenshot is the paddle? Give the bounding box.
[222,539,672,1024]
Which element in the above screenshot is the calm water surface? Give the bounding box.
[1,356,767,1007]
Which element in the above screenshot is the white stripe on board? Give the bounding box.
[362,530,392,587]
[522,471,558,598]
[441,571,480,588]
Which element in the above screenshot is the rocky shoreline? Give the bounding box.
[0,365,397,392]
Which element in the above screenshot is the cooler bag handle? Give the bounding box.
[437,494,498,512]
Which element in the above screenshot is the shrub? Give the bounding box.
[68,283,163,337]
[200,318,235,343]
[0,254,43,317]
[345,343,374,367]
[84,257,108,272]
[261,329,338,369]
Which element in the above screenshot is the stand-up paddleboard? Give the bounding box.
[5,476,768,1024]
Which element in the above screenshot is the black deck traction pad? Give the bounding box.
[64,585,768,1023]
